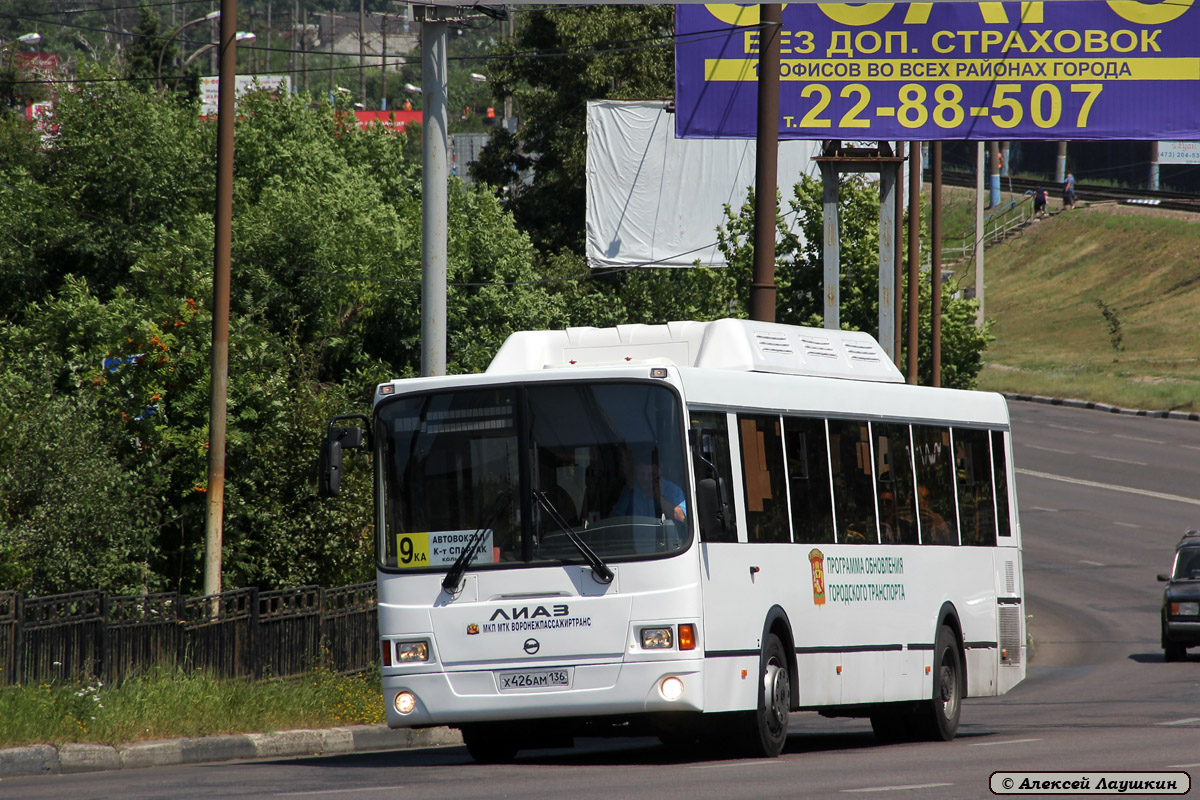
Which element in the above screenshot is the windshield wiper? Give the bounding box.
[442,489,513,595]
[534,491,614,584]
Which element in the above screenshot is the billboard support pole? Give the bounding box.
[750,4,781,323]
[893,141,905,368]
[878,160,896,361]
[820,159,840,330]
[906,142,920,384]
[976,141,986,328]
[931,141,943,388]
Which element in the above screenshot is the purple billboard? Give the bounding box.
[676,2,1200,140]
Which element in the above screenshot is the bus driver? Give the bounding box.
[610,450,687,522]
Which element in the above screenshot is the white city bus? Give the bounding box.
[319,319,1025,761]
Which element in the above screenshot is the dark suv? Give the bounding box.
[1159,530,1200,661]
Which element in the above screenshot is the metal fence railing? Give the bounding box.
[0,582,377,687]
[942,191,1036,265]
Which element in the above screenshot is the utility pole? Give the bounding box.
[205,0,239,598]
[931,141,943,388]
[419,6,449,377]
[301,6,308,93]
[380,11,387,109]
[750,4,781,324]
[359,0,366,103]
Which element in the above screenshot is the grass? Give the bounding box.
[937,186,1200,412]
[0,665,385,749]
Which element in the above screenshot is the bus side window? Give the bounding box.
[913,425,960,545]
[875,422,919,545]
[954,428,996,547]
[690,411,737,543]
[784,417,835,544]
[828,419,879,544]
[738,415,791,544]
[991,430,1013,537]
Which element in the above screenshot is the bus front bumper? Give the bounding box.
[382,659,705,728]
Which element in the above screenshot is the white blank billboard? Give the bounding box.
[585,100,820,270]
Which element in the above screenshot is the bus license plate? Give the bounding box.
[498,668,571,692]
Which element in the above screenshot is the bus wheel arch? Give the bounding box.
[923,602,966,741]
[935,601,967,697]
[763,605,799,710]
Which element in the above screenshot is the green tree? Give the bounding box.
[0,78,571,595]
[473,6,675,255]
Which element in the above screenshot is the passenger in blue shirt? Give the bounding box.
[610,459,687,522]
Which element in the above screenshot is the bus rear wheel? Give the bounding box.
[737,632,791,758]
[918,625,963,741]
[460,724,520,763]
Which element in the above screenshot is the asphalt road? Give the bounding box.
[4,400,1198,800]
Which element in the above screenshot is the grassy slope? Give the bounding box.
[940,186,1200,412]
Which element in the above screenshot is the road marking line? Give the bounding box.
[1025,444,1076,455]
[1029,506,1059,513]
[1080,560,1107,566]
[1159,718,1200,726]
[1048,424,1097,434]
[1113,433,1165,444]
[276,788,412,797]
[1168,763,1200,768]
[842,784,954,793]
[1017,469,1200,507]
[969,738,1042,747]
[1089,454,1148,466]
[1114,521,1141,529]
[689,760,785,770]
[1182,445,1200,452]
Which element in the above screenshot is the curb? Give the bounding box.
[0,725,463,779]
[1003,392,1200,422]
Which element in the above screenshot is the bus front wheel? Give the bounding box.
[737,632,791,758]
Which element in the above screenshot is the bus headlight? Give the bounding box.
[394,691,417,715]
[396,640,430,662]
[641,627,673,649]
[660,676,685,701]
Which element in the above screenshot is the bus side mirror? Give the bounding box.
[697,477,733,542]
[319,424,365,498]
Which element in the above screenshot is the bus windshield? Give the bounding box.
[376,381,690,572]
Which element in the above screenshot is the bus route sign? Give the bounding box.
[675,2,1200,141]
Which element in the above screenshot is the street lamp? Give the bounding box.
[157,10,220,90]
[181,31,255,71]
[17,33,42,46]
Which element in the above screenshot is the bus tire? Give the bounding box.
[919,625,963,741]
[461,724,520,763]
[737,633,791,758]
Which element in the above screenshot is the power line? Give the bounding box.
[1,9,741,69]
[15,0,213,18]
